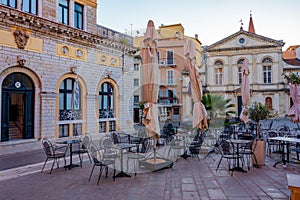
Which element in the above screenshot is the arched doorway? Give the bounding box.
[1,73,34,141]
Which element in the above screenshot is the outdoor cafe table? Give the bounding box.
[269,136,300,168]
[56,139,81,170]
[113,143,137,178]
[226,139,251,173]
[175,132,193,160]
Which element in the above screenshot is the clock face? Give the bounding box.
[237,36,247,45]
[239,38,245,44]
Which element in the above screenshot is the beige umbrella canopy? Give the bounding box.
[239,59,250,124]
[184,40,208,130]
[141,20,160,142]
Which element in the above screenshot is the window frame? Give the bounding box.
[22,0,38,15]
[167,70,174,85]
[262,57,273,84]
[74,2,83,29]
[237,59,245,84]
[214,60,223,85]
[58,0,69,25]
[1,0,16,8]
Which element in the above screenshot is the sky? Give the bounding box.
[97,0,299,50]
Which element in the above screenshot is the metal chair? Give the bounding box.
[126,137,151,175]
[239,140,258,170]
[72,133,92,167]
[216,139,243,176]
[88,142,116,185]
[41,138,68,174]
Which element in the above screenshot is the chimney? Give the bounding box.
[195,34,198,40]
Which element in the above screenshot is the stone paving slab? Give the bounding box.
[0,152,299,200]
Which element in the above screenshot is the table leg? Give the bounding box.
[114,149,131,178]
[230,143,247,173]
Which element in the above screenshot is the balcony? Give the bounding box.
[158,58,176,68]
[158,97,179,105]
[99,109,115,119]
[59,110,82,120]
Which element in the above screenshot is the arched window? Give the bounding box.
[215,60,223,85]
[262,57,273,84]
[265,97,272,110]
[99,82,115,132]
[58,78,82,137]
[237,59,245,84]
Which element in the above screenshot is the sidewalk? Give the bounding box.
[0,149,299,200]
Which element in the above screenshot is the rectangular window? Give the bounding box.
[59,124,69,138]
[58,0,69,25]
[99,122,106,133]
[238,67,242,84]
[157,51,160,64]
[167,51,174,65]
[23,0,37,15]
[74,2,83,29]
[73,123,82,136]
[134,95,139,104]
[263,66,272,83]
[134,63,139,71]
[109,121,116,132]
[1,0,16,8]
[167,70,174,85]
[216,68,223,85]
[133,78,139,87]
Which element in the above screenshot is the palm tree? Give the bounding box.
[202,93,235,120]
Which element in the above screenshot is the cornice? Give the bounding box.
[0,5,136,53]
[206,30,285,52]
[207,45,282,53]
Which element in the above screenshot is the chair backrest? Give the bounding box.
[277,125,290,136]
[81,133,92,149]
[89,142,101,164]
[218,139,234,155]
[111,132,120,144]
[42,138,54,156]
[268,131,278,138]
[140,138,151,153]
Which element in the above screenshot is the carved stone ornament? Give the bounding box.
[14,30,29,49]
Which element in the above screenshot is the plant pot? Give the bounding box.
[252,140,265,166]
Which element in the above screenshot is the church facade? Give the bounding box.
[203,15,289,117]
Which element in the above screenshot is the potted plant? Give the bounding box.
[247,102,277,166]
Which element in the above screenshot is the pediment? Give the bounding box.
[207,30,284,52]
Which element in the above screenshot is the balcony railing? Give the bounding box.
[158,97,178,104]
[59,110,82,120]
[158,58,176,67]
[99,109,115,119]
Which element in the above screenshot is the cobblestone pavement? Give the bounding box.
[0,151,299,200]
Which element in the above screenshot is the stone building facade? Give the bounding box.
[0,1,136,153]
[133,23,202,125]
[203,16,288,117]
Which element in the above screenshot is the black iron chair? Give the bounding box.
[266,131,279,155]
[88,142,116,185]
[41,138,68,174]
[188,130,206,160]
[72,133,92,167]
[126,137,151,175]
[216,139,243,176]
[239,140,258,170]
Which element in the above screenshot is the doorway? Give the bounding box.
[1,73,34,142]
